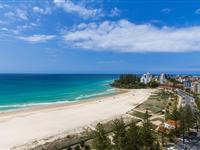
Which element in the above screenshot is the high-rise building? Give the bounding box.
[160,73,166,84]
[183,80,192,89]
[140,72,152,84]
[191,82,200,94]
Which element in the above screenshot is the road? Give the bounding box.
[176,89,197,113]
[176,133,200,150]
[176,89,200,150]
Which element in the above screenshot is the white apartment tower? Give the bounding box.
[140,72,152,84]
[191,82,200,94]
[160,73,166,84]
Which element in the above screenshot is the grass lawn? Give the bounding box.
[129,110,151,119]
[136,89,173,114]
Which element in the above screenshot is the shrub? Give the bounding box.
[66,146,72,150]
[74,145,81,150]
[84,144,91,150]
[80,140,85,148]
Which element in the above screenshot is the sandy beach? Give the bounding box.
[0,89,154,149]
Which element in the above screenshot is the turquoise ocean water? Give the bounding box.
[0,74,118,111]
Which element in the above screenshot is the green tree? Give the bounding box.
[171,106,180,136]
[141,110,155,150]
[160,130,165,146]
[66,146,72,150]
[84,144,91,150]
[111,74,147,89]
[194,94,200,131]
[74,145,81,150]
[165,75,181,84]
[194,94,200,111]
[80,140,85,148]
[178,106,186,144]
[167,131,176,143]
[153,140,161,150]
[193,111,200,132]
[185,105,195,132]
[112,118,128,150]
[126,122,143,150]
[147,81,159,88]
[92,123,111,150]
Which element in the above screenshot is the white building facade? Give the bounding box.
[140,72,152,84]
[191,82,200,94]
[160,73,166,84]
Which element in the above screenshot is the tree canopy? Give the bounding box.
[111,74,159,89]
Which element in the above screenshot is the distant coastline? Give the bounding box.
[1,73,200,111]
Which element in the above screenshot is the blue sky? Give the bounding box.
[1,0,200,74]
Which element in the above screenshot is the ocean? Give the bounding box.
[0,74,118,110]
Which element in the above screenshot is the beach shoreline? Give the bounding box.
[0,88,126,120]
[0,88,155,149]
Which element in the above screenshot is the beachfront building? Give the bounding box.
[140,72,152,84]
[164,120,176,130]
[157,119,180,134]
[160,73,166,84]
[191,82,200,94]
[176,75,185,83]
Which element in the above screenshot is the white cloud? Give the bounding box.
[0,3,9,9]
[161,8,171,14]
[9,23,38,35]
[5,9,28,20]
[195,8,200,14]
[54,0,103,18]
[110,7,120,17]
[1,27,8,31]
[30,23,37,26]
[33,6,51,14]
[62,19,200,52]
[16,9,28,20]
[4,12,15,18]
[0,20,7,24]
[18,34,56,43]
[18,23,36,30]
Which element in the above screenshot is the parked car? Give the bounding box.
[165,143,177,150]
[167,146,176,150]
